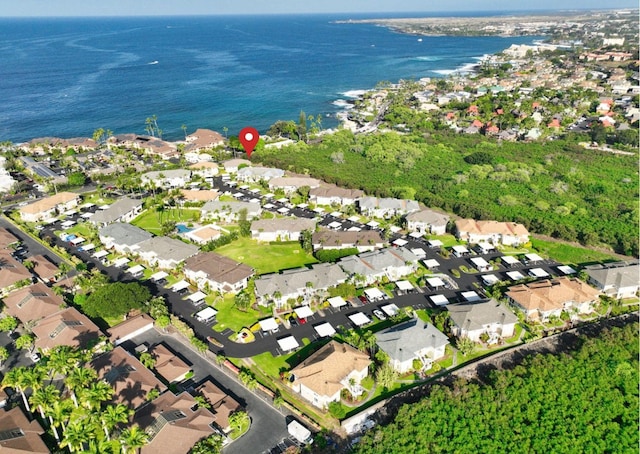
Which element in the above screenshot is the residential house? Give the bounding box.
[357,197,420,219]
[107,314,155,346]
[148,343,192,384]
[90,197,143,226]
[3,282,65,325]
[312,230,385,252]
[250,218,316,242]
[0,228,19,250]
[99,223,153,254]
[19,156,67,185]
[201,200,261,222]
[338,247,419,286]
[195,380,242,434]
[584,261,639,299]
[32,307,102,352]
[222,158,251,173]
[309,185,364,206]
[188,161,219,178]
[236,166,284,183]
[0,251,32,295]
[179,189,220,203]
[455,219,530,246]
[133,391,216,454]
[254,263,348,308]
[141,169,191,189]
[139,138,179,160]
[376,318,449,373]
[136,236,199,270]
[184,252,253,293]
[506,277,601,321]
[447,299,519,342]
[405,209,450,235]
[91,346,167,410]
[28,254,59,283]
[18,191,80,222]
[184,128,224,152]
[0,406,49,453]
[268,177,321,195]
[183,225,222,245]
[289,340,371,409]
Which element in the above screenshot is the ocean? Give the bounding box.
[0,14,540,143]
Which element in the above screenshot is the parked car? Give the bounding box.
[373,309,387,320]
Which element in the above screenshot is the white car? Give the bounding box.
[373,309,387,320]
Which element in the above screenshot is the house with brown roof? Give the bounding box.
[183,225,222,245]
[179,189,219,203]
[195,380,241,434]
[0,406,49,453]
[184,252,254,293]
[32,307,102,352]
[133,391,216,454]
[148,344,192,384]
[309,185,364,206]
[455,219,530,246]
[92,346,167,410]
[0,228,19,250]
[312,229,385,252]
[107,314,155,346]
[289,340,371,409]
[3,282,65,325]
[250,218,316,242]
[18,191,80,222]
[28,254,59,283]
[0,251,32,295]
[185,128,225,152]
[506,277,601,321]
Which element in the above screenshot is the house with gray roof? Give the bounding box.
[339,247,419,286]
[236,166,284,183]
[254,263,348,308]
[405,209,450,235]
[376,318,449,373]
[268,177,321,195]
[250,218,316,242]
[90,197,143,227]
[357,196,420,219]
[141,169,191,188]
[447,299,518,343]
[99,223,153,254]
[584,261,639,299]
[136,236,199,270]
[201,200,262,222]
[312,230,385,252]
[309,185,364,206]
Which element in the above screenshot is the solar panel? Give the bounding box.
[0,428,24,441]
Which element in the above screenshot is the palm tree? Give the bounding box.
[60,420,88,452]
[48,345,84,381]
[58,262,72,288]
[0,346,8,368]
[138,352,156,369]
[80,381,113,411]
[65,367,97,408]
[101,404,133,440]
[228,410,250,434]
[45,399,73,441]
[30,384,60,422]
[119,424,149,454]
[2,367,32,413]
[82,437,120,454]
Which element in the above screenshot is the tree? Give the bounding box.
[45,399,73,442]
[15,333,34,353]
[60,420,89,452]
[300,229,313,253]
[456,337,475,356]
[144,115,162,138]
[2,366,39,414]
[30,384,60,422]
[297,111,308,142]
[65,367,97,408]
[189,434,224,454]
[161,220,176,236]
[139,352,156,369]
[58,261,72,287]
[0,346,7,367]
[181,124,188,140]
[238,208,251,237]
[229,410,250,434]
[119,424,149,454]
[0,316,18,333]
[47,345,84,379]
[80,381,113,410]
[234,291,251,312]
[376,363,398,391]
[83,282,151,319]
[67,172,87,187]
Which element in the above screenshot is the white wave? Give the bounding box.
[413,56,441,62]
[341,89,366,98]
[332,99,354,109]
[148,60,159,65]
[432,69,456,75]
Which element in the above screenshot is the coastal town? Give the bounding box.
[0,8,637,454]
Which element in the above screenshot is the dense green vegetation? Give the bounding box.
[257,130,638,255]
[355,322,639,454]
[83,282,151,319]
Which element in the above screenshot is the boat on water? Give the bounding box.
[148,60,159,65]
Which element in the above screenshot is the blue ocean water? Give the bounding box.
[0,14,540,143]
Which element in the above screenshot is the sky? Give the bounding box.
[0,0,637,17]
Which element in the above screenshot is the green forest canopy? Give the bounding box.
[256,130,638,256]
[83,282,151,319]
[355,322,639,454]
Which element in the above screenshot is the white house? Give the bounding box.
[309,185,364,206]
[201,201,262,222]
[268,177,321,195]
[18,192,80,222]
[90,197,143,226]
[141,169,191,188]
[98,223,153,254]
[312,230,385,252]
[405,209,450,235]
[585,261,639,299]
[184,252,254,293]
[136,236,199,270]
[455,219,530,246]
[447,299,519,342]
[357,197,420,219]
[236,166,284,183]
[338,247,419,286]
[250,218,316,242]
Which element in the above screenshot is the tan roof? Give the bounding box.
[250,217,316,234]
[222,158,251,170]
[28,254,59,280]
[312,229,384,248]
[2,282,65,324]
[309,185,364,200]
[135,391,215,454]
[0,228,19,250]
[0,406,48,453]
[269,176,321,189]
[189,226,221,241]
[507,277,601,313]
[179,189,219,202]
[291,340,370,398]
[185,128,224,150]
[185,252,253,287]
[0,251,32,289]
[195,380,241,431]
[456,219,529,238]
[188,161,219,170]
[19,191,78,215]
[149,344,191,383]
[32,307,102,351]
[91,346,167,410]
[107,314,154,344]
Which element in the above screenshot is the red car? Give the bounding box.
[359,295,368,304]
[297,317,307,325]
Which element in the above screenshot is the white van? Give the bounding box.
[287,420,313,445]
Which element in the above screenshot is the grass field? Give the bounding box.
[211,293,270,333]
[215,237,318,275]
[531,238,619,267]
[132,208,201,234]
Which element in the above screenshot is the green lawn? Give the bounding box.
[531,238,619,267]
[132,208,201,234]
[427,234,463,247]
[211,294,270,334]
[215,237,318,275]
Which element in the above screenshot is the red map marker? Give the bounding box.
[239,127,259,158]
